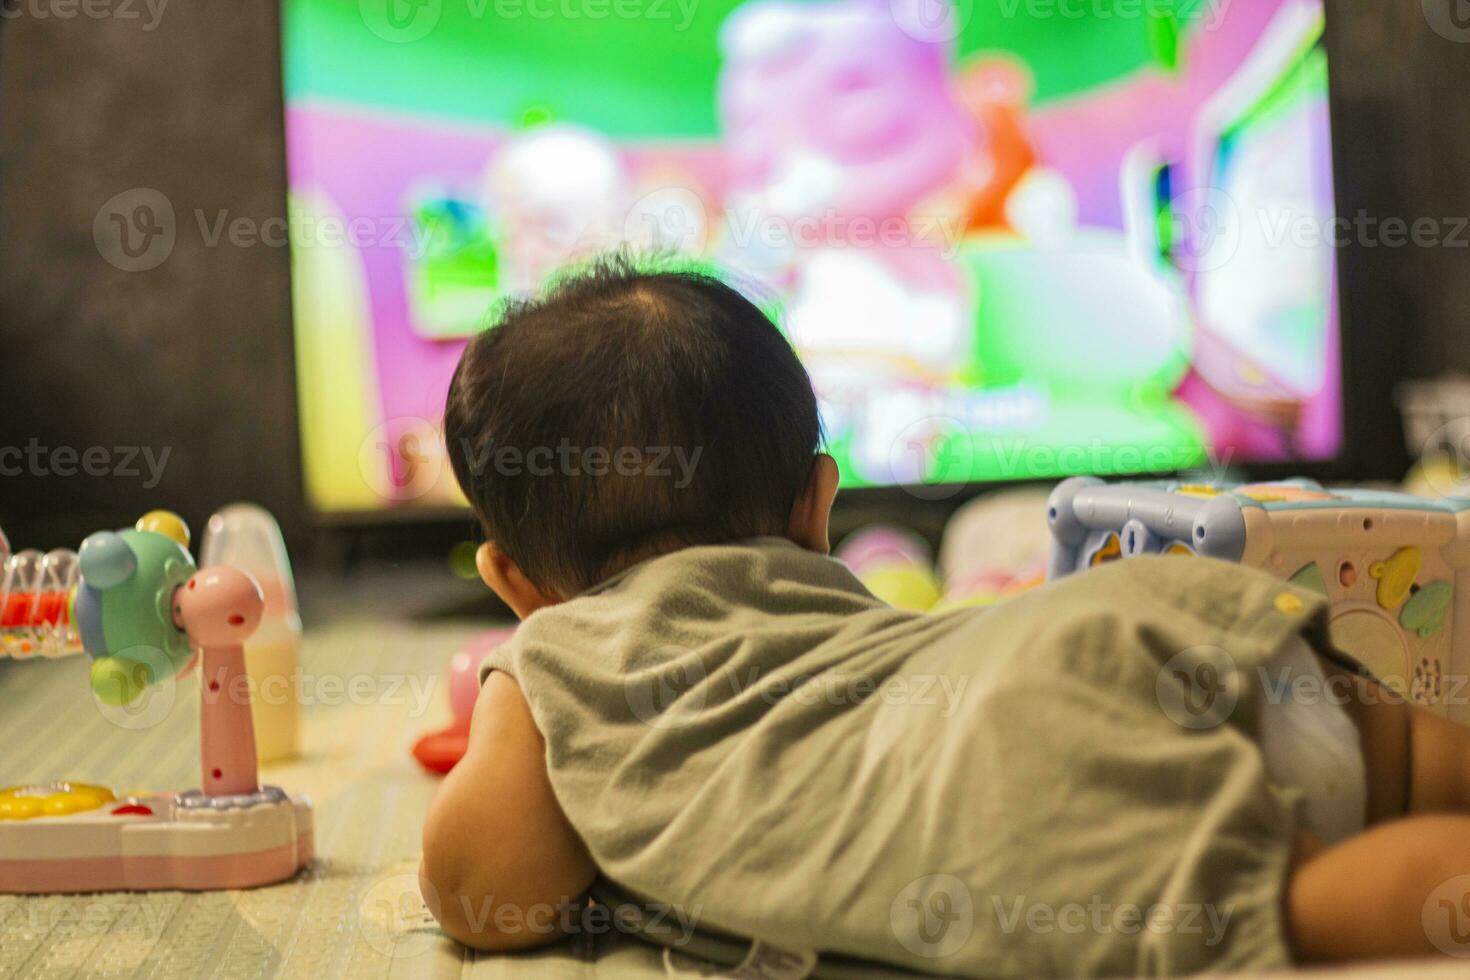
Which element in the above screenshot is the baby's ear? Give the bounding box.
[476,542,561,619]
[787,454,840,555]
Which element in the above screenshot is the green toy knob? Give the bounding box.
[90,655,152,706]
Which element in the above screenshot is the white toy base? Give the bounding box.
[0,784,313,893]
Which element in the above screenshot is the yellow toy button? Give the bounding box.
[1275,593,1305,614]
[1089,533,1122,566]
[0,783,115,820]
[1370,547,1420,610]
[135,510,190,548]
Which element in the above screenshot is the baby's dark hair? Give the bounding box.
[444,255,822,595]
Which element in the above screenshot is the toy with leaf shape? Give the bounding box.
[0,511,313,893]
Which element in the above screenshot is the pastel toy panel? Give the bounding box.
[1048,478,1470,724]
[0,786,313,893]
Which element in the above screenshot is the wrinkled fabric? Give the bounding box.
[483,540,1327,977]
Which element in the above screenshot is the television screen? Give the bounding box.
[283,0,1341,513]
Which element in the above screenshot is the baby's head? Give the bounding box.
[444,255,837,615]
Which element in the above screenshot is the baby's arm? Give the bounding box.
[1322,658,1470,820]
[1286,662,1470,961]
[421,670,596,951]
[1288,815,1470,961]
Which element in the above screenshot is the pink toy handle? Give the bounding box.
[175,566,264,797]
[199,642,259,795]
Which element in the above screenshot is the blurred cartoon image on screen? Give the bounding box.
[282,0,1340,512]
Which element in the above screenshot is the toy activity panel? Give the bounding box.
[1048,478,1470,723]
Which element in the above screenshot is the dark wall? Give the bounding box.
[1,1,1468,555]
[0,4,300,551]
[1326,0,1470,475]
[1332,0,1470,376]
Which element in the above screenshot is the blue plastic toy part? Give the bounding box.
[73,582,108,660]
[77,531,137,590]
[74,524,196,705]
[1046,477,1249,579]
[1120,519,1158,557]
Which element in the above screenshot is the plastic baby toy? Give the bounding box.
[201,503,304,764]
[0,526,81,659]
[1047,478,1470,724]
[0,510,313,893]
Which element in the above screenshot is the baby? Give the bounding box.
[422,256,1470,976]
